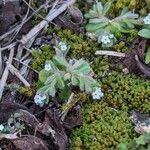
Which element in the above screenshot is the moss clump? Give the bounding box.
[18,87,33,97]
[115,0,141,10]
[102,73,150,114]
[47,27,99,61]
[70,101,134,150]
[32,44,54,71]
[112,30,138,53]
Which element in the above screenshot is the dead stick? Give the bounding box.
[0,48,14,100]
[7,63,30,87]
[19,0,76,46]
[95,50,126,57]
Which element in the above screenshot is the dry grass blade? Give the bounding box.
[0,48,14,100]
[16,0,76,60]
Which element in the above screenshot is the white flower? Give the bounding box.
[58,42,67,51]
[44,63,52,71]
[109,34,114,38]
[34,94,46,107]
[92,87,104,100]
[101,35,111,44]
[143,15,150,25]
[0,124,4,131]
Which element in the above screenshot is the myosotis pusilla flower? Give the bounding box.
[143,14,150,25]
[92,87,104,100]
[0,124,4,131]
[44,63,52,71]
[34,94,46,107]
[58,42,68,51]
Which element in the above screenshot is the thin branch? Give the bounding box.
[0,48,14,100]
[95,50,126,57]
[7,62,30,87]
[16,0,76,60]
[0,42,17,52]
[13,58,38,73]
[61,93,74,121]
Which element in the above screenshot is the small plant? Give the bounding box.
[34,41,101,106]
[85,1,139,47]
[0,113,25,134]
[118,133,150,150]
[138,13,150,39]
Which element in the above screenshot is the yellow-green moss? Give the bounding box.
[102,73,150,114]
[18,87,33,97]
[32,44,54,71]
[47,27,99,60]
[70,101,135,150]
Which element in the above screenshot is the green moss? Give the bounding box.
[70,101,134,150]
[47,27,99,60]
[18,87,33,97]
[102,73,150,114]
[47,27,113,77]
[112,29,138,53]
[32,44,54,71]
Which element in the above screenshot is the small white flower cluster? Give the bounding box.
[143,13,150,25]
[101,34,114,44]
[44,63,52,71]
[58,42,68,51]
[34,94,46,107]
[0,124,4,132]
[92,87,104,100]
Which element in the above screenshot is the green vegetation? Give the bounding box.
[70,102,135,150]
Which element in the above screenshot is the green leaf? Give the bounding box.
[58,86,71,101]
[145,47,150,64]
[95,2,103,16]
[73,59,92,75]
[110,22,121,32]
[135,135,146,145]
[118,142,128,150]
[86,23,103,32]
[120,7,129,16]
[53,55,68,69]
[56,76,65,89]
[103,1,112,15]
[71,75,79,86]
[84,13,93,18]
[79,76,85,91]
[123,20,134,29]
[89,18,104,24]
[138,29,150,39]
[39,69,51,83]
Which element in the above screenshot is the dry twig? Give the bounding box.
[95,50,126,57]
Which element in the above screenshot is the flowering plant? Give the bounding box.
[85,1,139,47]
[34,41,102,106]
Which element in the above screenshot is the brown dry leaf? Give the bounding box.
[45,109,69,150]
[15,109,40,127]
[15,109,55,136]
[0,102,30,124]
[13,135,49,150]
[64,105,82,129]
[54,6,83,32]
[135,55,150,77]
[123,39,147,74]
